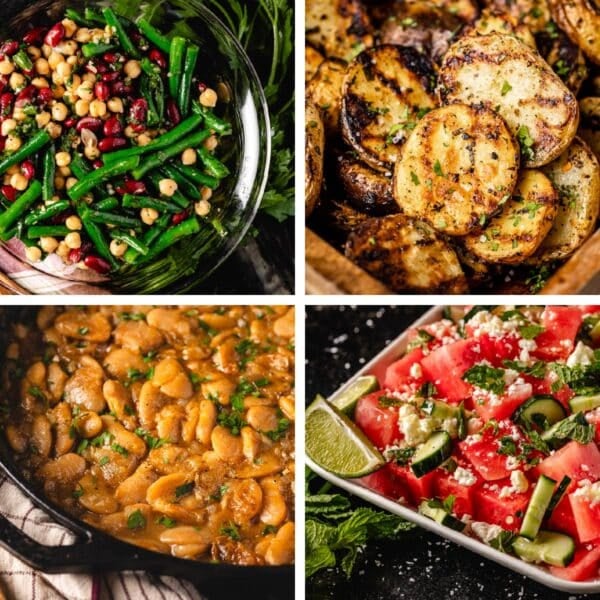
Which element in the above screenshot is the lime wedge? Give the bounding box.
[306,394,385,478]
[329,375,379,415]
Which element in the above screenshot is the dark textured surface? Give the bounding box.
[305,306,592,600]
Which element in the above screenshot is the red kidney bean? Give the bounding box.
[37,86,53,106]
[44,23,65,47]
[0,137,5,152]
[101,70,120,83]
[166,99,181,125]
[129,98,147,124]
[94,81,110,102]
[84,255,111,274]
[76,117,103,133]
[111,81,132,96]
[103,52,119,64]
[197,82,207,93]
[0,76,7,95]
[172,210,189,225]
[0,40,18,57]
[103,116,122,137]
[64,117,77,128]
[124,179,146,195]
[0,92,13,115]
[15,85,37,107]
[20,160,35,180]
[131,31,142,43]
[131,123,145,133]
[86,59,108,74]
[98,136,127,152]
[92,159,104,169]
[68,248,82,263]
[1,185,16,202]
[23,27,46,45]
[114,185,127,196]
[148,48,167,69]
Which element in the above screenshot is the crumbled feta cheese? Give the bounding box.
[409,362,423,379]
[518,338,537,363]
[503,369,519,386]
[510,470,529,493]
[441,417,458,437]
[566,341,595,368]
[453,466,477,487]
[471,521,504,544]
[573,481,600,507]
[505,456,519,470]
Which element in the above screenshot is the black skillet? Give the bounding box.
[0,309,293,599]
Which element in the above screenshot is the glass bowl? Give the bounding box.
[0,0,270,293]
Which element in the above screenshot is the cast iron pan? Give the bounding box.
[0,308,293,599]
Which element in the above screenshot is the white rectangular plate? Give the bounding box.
[306,305,600,594]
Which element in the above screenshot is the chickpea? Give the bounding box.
[158,178,178,197]
[107,97,123,113]
[35,57,50,75]
[26,46,41,60]
[64,232,81,249]
[74,28,92,43]
[200,186,213,202]
[35,111,51,128]
[46,122,62,139]
[10,173,28,191]
[136,133,152,146]
[181,148,196,165]
[9,72,25,91]
[5,134,22,152]
[110,239,127,257]
[39,236,59,254]
[56,61,72,81]
[0,59,14,76]
[54,175,65,190]
[56,241,69,258]
[84,145,100,160]
[48,51,64,70]
[124,125,136,138]
[1,119,17,137]
[52,85,66,99]
[65,216,82,231]
[55,40,78,56]
[194,200,211,217]
[68,74,82,92]
[62,18,78,38]
[141,207,159,225]
[74,99,89,117]
[65,177,78,190]
[123,60,141,78]
[31,77,49,89]
[58,165,71,177]
[55,151,72,167]
[75,82,94,102]
[203,135,218,151]
[12,107,26,122]
[67,55,78,66]
[41,43,52,58]
[25,246,42,262]
[199,88,218,108]
[81,72,95,83]
[88,100,106,118]
[51,102,69,122]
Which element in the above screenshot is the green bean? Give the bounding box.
[84,7,105,24]
[171,163,219,189]
[158,166,198,199]
[0,181,42,233]
[131,129,211,180]
[137,19,171,53]
[179,44,199,116]
[122,194,181,213]
[0,130,51,176]
[13,50,32,71]
[26,225,70,239]
[0,226,17,242]
[69,153,91,179]
[87,210,142,230]
[148,172,189,208]
[197,147,230,179]
[102,8,140,58]
[123,213,170,264]
[168,37,187,100]
[67,156,140,201]
[78,206,118,269]
[102,115,203,164]
[140,58,164,126]
[110,230,149,255]
[82,42,118,58]
[94,197,119,211]
[24,200,70,226]
[192,102,231,135]
[65,8,96,27]
[42,145,55,203]
[139,217,200,263]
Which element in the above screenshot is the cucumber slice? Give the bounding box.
[544,476,572,520]
[421,398,457,419]
[330,375,379,415]
[411,431,452,478]
[514,395,566,430]
[418,500,465,531]
[512,531,575,567]
[569,393,600,413]
[520,475,557,540]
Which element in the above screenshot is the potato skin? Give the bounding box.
[549,0,600,65]
[306,59,347,135]
[345,214,468,293]
[482,0,550,33]
[393,104,520,236]
[305,46,324,82]
[464,169,558,264]
[462,8,537,49]
[306,102,325,217]
[438,33,579,167]
[579,97,600,161]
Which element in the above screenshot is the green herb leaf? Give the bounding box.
[220,521,241,541]
[175,481,194,500]
[156,516,176,528]
[501,81,512,96]
[463,364,505,395]
[127,509,146,530]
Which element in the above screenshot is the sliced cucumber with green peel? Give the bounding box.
[569,393,600,413]
[520,475,556,540]
[418,500,465,531]
[330,375,379,415]
[411,431,452,478]
[512,531,575,567]
[514,395,566,430]
[420,398,458,419]
[545,476,572,520]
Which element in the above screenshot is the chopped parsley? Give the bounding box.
[220,521,241,541]
[516,125,535,161]
[28,386,46,403]
[119,312,146,321]
[78,327,89,335]
[72,485,84,499]
[135,428,168,449]
[265,417,291,441]
[198,319,218,336]
[111,443,129,457]
[156,516,176,528]
[210,484,229,501]
[433,160,444,177]
[262,524,278,536]
[235,338,259,370]
[501,81,512,96]
[174,481,194,500]
[410,171,420,186]
[99,455,110,466]
[230,378,268,411]
[217,409,246,435]
[387,447,415,465]
[463,364,505,395]
[127,509,146,530]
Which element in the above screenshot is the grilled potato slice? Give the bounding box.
[393,104,520,236]
[306,59,347,135]
[306,46,324,82]
[336,153,397,215]
[528,137,600,262]
[579,97,600,160]
[462,9,536,49]
[438,33,579,167]
[341,45,437,172]
[379,2,463,64]
[312,198,370,241]
[345,214,468,293]
[464,170,558,263]
[306,0,373,60]
[306,102,325,218]
[535,27,587,95]
[483,0,550,32]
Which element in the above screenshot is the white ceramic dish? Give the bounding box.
[306,305,600,594]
